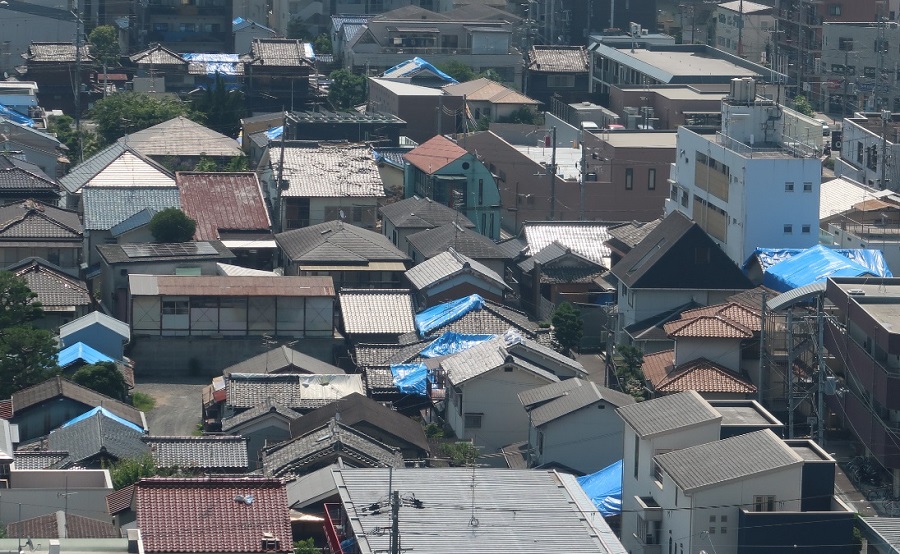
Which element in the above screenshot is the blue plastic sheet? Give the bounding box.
[418,331,495,358]
[0,104,34,127]
[763,244,882,292]
[58,341,114,368]
[182,53,242,76]
[577,459,622,518]
[748,247,893,277]
[391,363,429,396]
[382,57,458,84]
[265,125,283,140]
[61,406,144,433]
[415,294,484,336]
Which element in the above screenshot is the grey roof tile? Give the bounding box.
[0,154,61,193]
[616,390,721,438]
[405,249,507,291]
[144,435,249,471]
[606,219,662,252]
[521,222,611,266]
[407,223,509,260]
[271,142,385,198]
[276,221,409,263]
[339,289,417,335]
[48,410,148,466]
[655,429,803,492]
[129,44,186,65]
[0,199,82,241]
[248,39,314,67]
[7,257,91,309]
[440,336,563,385]
[82,186,181,230]
[226,373,364,411]
[424,298,549,342]
[380,196,474,229]
[519,378,635,427]
[7,511,120,539]
[11,376,145,428]
[13,450,69,469]
[527,45,590,73]
[220,400,301,432]
[119,117,243,158]
[24,42,91,63]
[222,346,345,377]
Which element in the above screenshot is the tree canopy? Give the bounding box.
[72,361,127,400]
[0,272,59,398]
[551,302,583,353]
[88,25,120,67]
[150,208,197,243]
[89,92,197,144]
[328,69,366,109]
[190,74,247,138]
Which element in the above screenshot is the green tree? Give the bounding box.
[615,343,645,400]
[551,302,583,353]
[0,271,45,327]
[0,272,59,398]
[109,454,158,490]
[89,92,197,144]
[437,60,477,83]
[286,18,311,40]
[328,68,366,109]
[440,442,478,466]
[313,33,332,55]
[72,361,127,400]
[149,208,197,243]
[224,155,250,172]
[497,106,537,125]
[294,539,319,554]
[793,95,815,117]
[194,156,218,171]
[48,115,102,160]
[191,74,247,138]
[88,25,120,69]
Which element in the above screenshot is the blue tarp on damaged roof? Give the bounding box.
[747,247,893,277]
[418,331,495,358]
[0,104,34,127]
[762,244,887,292]
[576,459,623,517]
[382,57,458,84]
[415,294,484,336]
[390,363,429,396]
[58,342,114,368]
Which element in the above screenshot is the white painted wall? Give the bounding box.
[674,337,742,370]
[533,401,625,474]
[619,286,743,332]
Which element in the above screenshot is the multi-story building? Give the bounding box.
[142,0,234,52]
[665,78,823,266]
[835,112,900,190]
[528,0,657,47]
[775,0,881,108]
[821,21,900,115]
[714,0,775,64]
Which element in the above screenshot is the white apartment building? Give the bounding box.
[665,78,823,265]
[835,112,900,190]
[715,0,775,64]
[821,21,900,115]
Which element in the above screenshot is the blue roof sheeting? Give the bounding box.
[762,245,889,292]
[418,331,495,358]
[576,459,622,517]
[747,247,893,277]
[0,104,34,127]
[390,363,429,396]
[58,342,115,368]
[415,294,484,336]
[61,406,145,433]
[382,57,458,84]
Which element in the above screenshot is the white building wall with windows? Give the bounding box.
[714,2,775,64]
[836,115,900,190]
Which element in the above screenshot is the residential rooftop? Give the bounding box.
[616,390,721,438]
[270,142,385,198]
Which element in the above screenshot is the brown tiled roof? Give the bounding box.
[8,258,91,310]
[678,302,762,332]
[0,399,12,419]
[642,350,757,394]
[106,484,135,515]
[527,45,589,73]
[663,315,753,339]
[11,376,144,428]
[135,477,292,553]
[443,78,539,105]
[403,135,468,174]
[176,172,271,241]
[7,511,120,539]
[25,42,92,63]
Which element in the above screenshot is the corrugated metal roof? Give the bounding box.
[405,249,508,291]
[766,281,826,311]
[339,289,417,335]
[819,177,891,220]
[335,467,627,554]
[85,151,176,188]
[655,429,802,492]
[273,142,385,198]
[862,518,900,552]
[176,172,271,241]
[59,311,130,341]
[616,390,721,438]
[82,186,180,231]
[520,378,635,427]
[216,262,278,277]
[59,142,127,194]
[58,342,114,367]
[128,274,335,297]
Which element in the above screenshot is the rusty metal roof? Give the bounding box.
[176,172,272,241]
[128,274,335,297]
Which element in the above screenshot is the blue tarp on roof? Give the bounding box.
[762,244,887,292]
[58,342,114,368]
[419,331,495,358]
[382,57,459,84]
[390,363,429,396]
[61,406,144,433]
[265,125,283,141]
[747,247,893,277]
[181,53,242,85]
[415,294,484,336]
[0,104,34,127]
[577,459,623,518]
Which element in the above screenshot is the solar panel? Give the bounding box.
[121,242,219,258]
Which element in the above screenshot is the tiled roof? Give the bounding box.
[135,477,292,553]
[226,373,365,411]
[521,222,611,266]
[248,39,314,67]
[220,400,301,432]
[0,199,82,242]
[424,298,549,342]
[48,409,148,466]
[13,450,69,469]
[405,248,508,291]
[441,335,561,385]
[106,484,134,515]
[332,14,371,32]
[727,285,778,311]
[8,258,91,310]
[24,42,91,63]
[407,222,510,260]
[263,419,402,477]
[606,219,662,255]
[379,196,475,230]
[518,241,605,283]
[11,376,145,428]
[339,289,417,335]
[403,135,468,174]
[97,241,232,265]
[678,301,762,332]
[222,346,345,376]
[6,511,120,539]
[373,5,449,21]
[443,78,539,105]
[272,142,385,198]
[121,117,243,158]
[655,429,802,492]
[276,220,409,263]
[129,44,187,65]
[176,172,271,241]
[288,392,430,454]
[623,301,700,342]
[527,45,590,73]
[0,399,11,419]
[145,435,249,471]
[616,390,721,438]
[0,154,61,193]
[353,339,432,368]
[82,186,180,231]
[642,350,758,395]
[663,315,754,339]
[519,378,634,427]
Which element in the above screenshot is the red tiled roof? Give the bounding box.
[642,350,757,394]
[106,484,134,515]
[664,315,753,339]
[135,477,292,553]
[403,135,468,175]
[176,172,272,241]
[679,301,762,331]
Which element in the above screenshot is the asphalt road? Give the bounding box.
[134,379,207,436]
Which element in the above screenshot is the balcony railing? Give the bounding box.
[828,389,900,468]
[824,319,900,410]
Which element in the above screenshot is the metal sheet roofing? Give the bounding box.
[84,151,176,188]
[405,248,508,291]
[819,177,890,220]
[339,289,417,335]
[82,186,181,231]
[120,116,243,158]
[616,390,721,438]
[335,467,627,554]
[222,345,345,376]
[128,274,335,297]
[176,172,271,241]
[520,378,635,427]
[655,429,802,492]
[272,142,385,198]
[521,222,611,266]
[58,342,114,368]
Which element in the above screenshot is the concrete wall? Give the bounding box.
[2,469,112,522]
[674,337,741,370]
[534,400,625,474]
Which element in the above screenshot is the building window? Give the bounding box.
[785,182,794,192]
[784,224,793,234]
[721,515,728,522]
[670,185,678,201]
[708,527,716,535]
[864,66,877,78]
[802,224,811,234]
[803,182,813,192]
[548,75,576,88]
[648,168,656,190]
[857,142,864,164]
[464,413,482,428]
[625,168,633,189]
[478,179,484,204]
[653,460,664,483]
[179,22,196,32]
[633,434,639,479]
[831,64,845,75]
[681,190,688,207]
[838,37,853,51]
[754,495,776,512]
[161,299,189,315]
[721,527,728,534]
[828,4,841,16]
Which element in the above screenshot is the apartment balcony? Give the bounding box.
[828,388,900,468]
[824,319,900,410]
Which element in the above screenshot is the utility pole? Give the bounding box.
[758,291,766,404]
[878,14,890,189]
[390,490,400,554]
[548,126,557,220]
[787,308,795,439]
[816,295,826,446]
[73,2,84,162]
[737,0,744,58]
[579,129,586,221]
